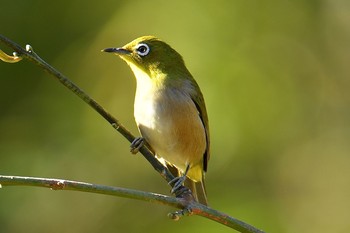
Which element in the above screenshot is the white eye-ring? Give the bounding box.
[136,43,150,56]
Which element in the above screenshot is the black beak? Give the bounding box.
[101,47,131,55]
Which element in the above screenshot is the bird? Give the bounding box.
[102,36,210,205]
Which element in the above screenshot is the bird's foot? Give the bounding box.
[169,175,187,194]
[130,137,144,154]
[169,164,190,195]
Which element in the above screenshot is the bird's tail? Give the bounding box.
[185,175,208,206]
[167,164,208,206]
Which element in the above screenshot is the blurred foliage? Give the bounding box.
[1,0,350,232]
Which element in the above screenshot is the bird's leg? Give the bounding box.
[169,164,190,194]
[130,137,144,154]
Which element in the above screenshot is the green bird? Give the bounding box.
[103,36,210,205]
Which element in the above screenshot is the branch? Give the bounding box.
[0,175,182,208]
[0,34,265,233]
[0,175,264,233]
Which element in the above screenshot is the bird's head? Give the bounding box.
[103,36,190,80]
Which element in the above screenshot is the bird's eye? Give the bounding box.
[136,43,150,56]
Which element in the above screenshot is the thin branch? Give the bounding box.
[0,175,264,233]
[0,175,182,208]
[0,34,266,233]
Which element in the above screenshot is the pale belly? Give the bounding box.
[134,89,206,175]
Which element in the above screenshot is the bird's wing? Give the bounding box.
[190,84,210,172]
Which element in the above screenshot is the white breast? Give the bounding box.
[129,63,158,130]
[129,62,206,176]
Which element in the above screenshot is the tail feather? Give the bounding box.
[167,164,208,205]
[185,176,208,206]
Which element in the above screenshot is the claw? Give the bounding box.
[169,175,187,194]
[130,137,144,154]
[169,165,190,194]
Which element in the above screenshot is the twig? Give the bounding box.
[0,175,265,233]
[0,175,182,207]
[0,34,266,233]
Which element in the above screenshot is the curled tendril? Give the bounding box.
[0,49,22,63]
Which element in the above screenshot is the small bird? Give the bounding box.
[103,36,210,205]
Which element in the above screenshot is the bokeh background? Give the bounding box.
[1,1,349,232]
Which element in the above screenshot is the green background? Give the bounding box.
[1,1,349,232]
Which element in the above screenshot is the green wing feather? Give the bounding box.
[190,82,210,172]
